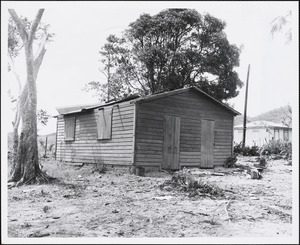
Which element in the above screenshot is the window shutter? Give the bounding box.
[64,115,76,141]
[97,107,112,139]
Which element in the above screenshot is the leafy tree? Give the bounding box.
[86,9,243,101]
[8,9,54,186]
[280,105,292,127]
[37,109,51,127]
[270,10,292,43]
[83,35,136,101]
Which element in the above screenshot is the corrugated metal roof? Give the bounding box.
[56,87,240,116]
[56,103,102,115]
[234,120,289,129]
[56,94,140,115]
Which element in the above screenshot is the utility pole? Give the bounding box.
[242,64,251,148]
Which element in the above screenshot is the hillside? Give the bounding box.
[234,105,292,126]
[7,132,56,154]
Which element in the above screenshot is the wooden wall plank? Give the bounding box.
[135,90,234,168]
[56,103,135,165]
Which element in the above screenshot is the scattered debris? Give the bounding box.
[211,172,225,176]
[250,169,261,179]
[28,231,50,237]
[224,189,236,194]
[7,156,293,237]
[43,206,50,213]
[21,223,32,228]
[12,196,22,201]
[159,170,225,198]
[66,162,84,167]
[202,216,220,226]
[8,182,17,189]
[129,166,145,176]
[153,196,173,200]
[52,216,60,219]
[22,186,42,193]
[178,210,209,216]
[93,163,107,174]
[135,190,150,193]
[117,230,125,236]
[253,164,266,170]
[259,157,266,167]
[224,198,234,221]
[136,167,145,176]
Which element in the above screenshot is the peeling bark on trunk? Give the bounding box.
[9,82,27,182]
[8,56,22,179]
[10,100,21,178]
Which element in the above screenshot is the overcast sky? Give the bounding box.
[1,1,299,135]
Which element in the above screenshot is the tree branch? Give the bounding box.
[33,48,46,80]
[8,9,28,42]
[33,33,47,61]
[8,54,23,92]
[28,9,45,46]
[33,34,47,78]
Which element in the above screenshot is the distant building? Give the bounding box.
[234,120,292,147]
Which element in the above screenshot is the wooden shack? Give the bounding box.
[55,87,240,170]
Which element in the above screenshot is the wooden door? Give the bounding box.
[200,119,215,168]
[163,115,181,170]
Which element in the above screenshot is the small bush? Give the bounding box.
[233,142,243,154]
[261,140,292,160]
[224,155,237,168]
[248,145,260,156]
[233,142,260,156]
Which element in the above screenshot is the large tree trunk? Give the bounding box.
[8,9,53,186]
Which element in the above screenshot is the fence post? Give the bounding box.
[44,136,48,157]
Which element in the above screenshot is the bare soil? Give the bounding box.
[7,156,293,238]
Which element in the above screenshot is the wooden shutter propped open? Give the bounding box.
[97,107,112,140]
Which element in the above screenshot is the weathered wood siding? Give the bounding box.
[56,101,135,165]
[134,90,234,168]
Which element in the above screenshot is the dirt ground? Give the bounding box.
[6,156,293,239]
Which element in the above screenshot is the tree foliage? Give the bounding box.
[8,15,54,66]
[37,109,51,126]
[86,9,243,101]
[270,10,292,43]
[280,105,292,127]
